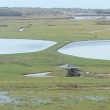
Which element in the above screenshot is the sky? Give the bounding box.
[0,0,110,9]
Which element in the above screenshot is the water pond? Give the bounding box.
[74,16,110,20]
[58,40,110,60]
[24,72,52,77]
[0,39,56,54]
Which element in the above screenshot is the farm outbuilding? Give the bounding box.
[60,64,83,77]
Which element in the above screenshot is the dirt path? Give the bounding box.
[88,28,110,33]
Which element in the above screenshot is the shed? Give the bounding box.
[60,64,82,77]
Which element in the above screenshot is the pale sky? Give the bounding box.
[0,0,110,9]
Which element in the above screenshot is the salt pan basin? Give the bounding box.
[58,40,110,60]
[0,39,56,54]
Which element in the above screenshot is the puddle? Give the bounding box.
[59,95,109,104]
[58,40,110,60]
[0,91,17,104]
[0,91,51,106]
[24,72,52,77]
[76,96,107,101]
[0,39,56,54]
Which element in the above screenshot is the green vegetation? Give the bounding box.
[0,19,110,110]
[0,7,110,16]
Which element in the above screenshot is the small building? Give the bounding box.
[59,64,82,77]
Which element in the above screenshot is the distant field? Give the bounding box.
[0,18,110,110]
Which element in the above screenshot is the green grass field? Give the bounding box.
[0,19,110,110]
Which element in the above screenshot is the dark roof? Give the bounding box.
[59,64,80,70]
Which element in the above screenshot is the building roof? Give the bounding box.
[59,64,80,70]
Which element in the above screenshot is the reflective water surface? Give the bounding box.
[0,39,56,54]
[58,40,110,60]
[24,72,52,77]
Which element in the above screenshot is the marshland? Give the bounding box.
[0,7,110,110]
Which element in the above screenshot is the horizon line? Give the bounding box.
[0,7,110,10]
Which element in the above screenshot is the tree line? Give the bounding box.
[0,7,110,16]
